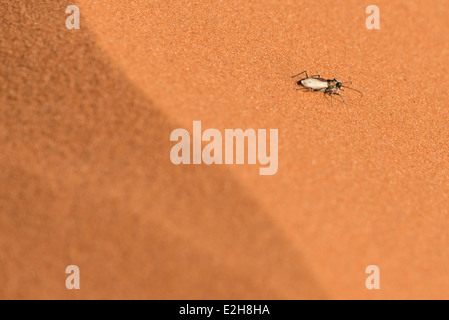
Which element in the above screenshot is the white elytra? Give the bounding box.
[300,78,328,90]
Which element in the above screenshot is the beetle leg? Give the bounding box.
[291,71,307,79]
[334,93,347,106]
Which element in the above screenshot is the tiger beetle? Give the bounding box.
[291,71,363,106]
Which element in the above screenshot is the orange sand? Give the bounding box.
[1,0,449,299]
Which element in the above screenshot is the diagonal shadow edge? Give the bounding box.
[0,0,327,299]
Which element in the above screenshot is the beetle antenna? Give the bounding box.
[342,86,363,97]
[291,71,307,79]
[341,81,352,85]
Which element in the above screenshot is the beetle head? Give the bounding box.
[335,79,343,89]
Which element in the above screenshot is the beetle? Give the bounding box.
[291,71,363,105]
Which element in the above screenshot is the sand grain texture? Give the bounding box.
[1,0,449,299]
